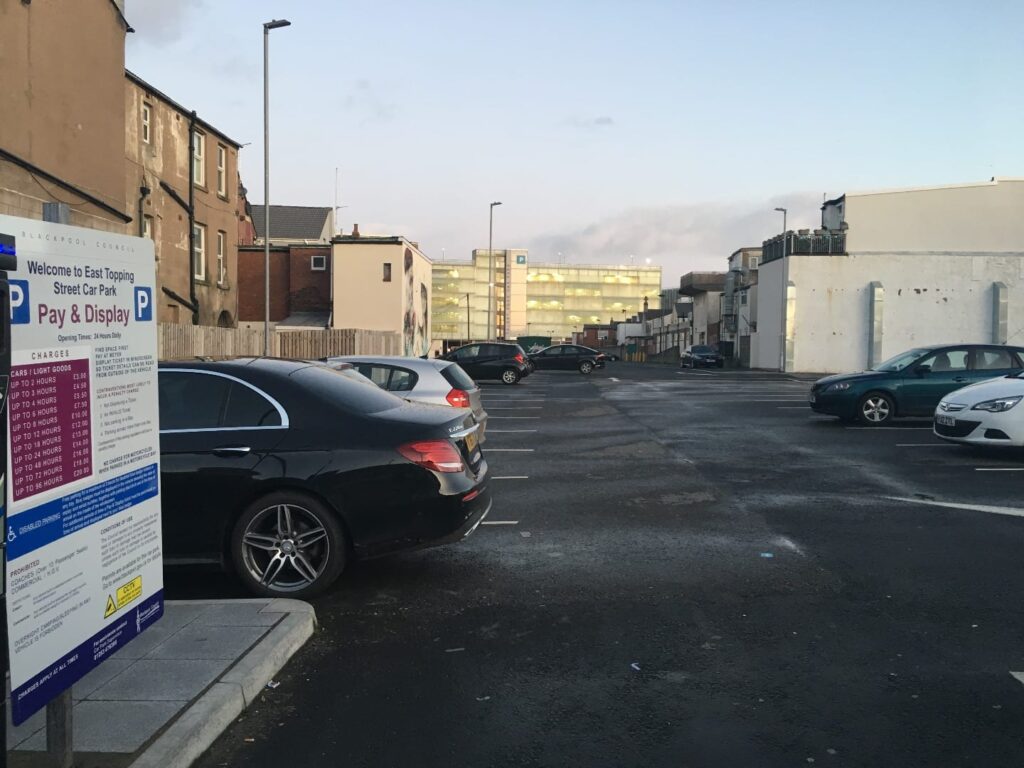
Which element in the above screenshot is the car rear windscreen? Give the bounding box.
[290,363,406,414]
[441,363,477,391]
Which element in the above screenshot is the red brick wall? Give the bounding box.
[238,246,288,321]
[287,246,331,313]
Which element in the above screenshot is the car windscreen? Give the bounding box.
[288,363,406,414]
[440,363,477,391]
[691,345,713,353]
[872,348,927,372]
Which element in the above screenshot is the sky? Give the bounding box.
[125,0,1024,285]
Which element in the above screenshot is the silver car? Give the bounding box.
[326,356,489,442]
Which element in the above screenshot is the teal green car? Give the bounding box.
[809,344,1024,425]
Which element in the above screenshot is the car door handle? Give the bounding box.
[952,376,968,382]
[213,446,251,457]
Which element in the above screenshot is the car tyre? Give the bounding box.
[231,491,347,599]
[579,360,594,375]
[501,368,521,385]
[857,392,895,426]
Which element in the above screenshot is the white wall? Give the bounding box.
[616,322,644,345]
[754,259,783,369]
[776,252,1024,373]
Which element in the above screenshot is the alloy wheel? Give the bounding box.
[501,369,518,384]
[579,361,594,374]
[240,503,330,592]
[861,396,892,423]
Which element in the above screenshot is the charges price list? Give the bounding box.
[10,358,92,501]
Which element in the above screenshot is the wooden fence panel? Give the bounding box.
[158,324,401,361]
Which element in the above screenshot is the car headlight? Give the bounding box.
[826,382,852,392]
[971,396,1022,413]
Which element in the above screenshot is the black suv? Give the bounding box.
[443,342,530,385]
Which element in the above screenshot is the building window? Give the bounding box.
[216,144,227,197]
[193,223,206,281]
[192,132,206,187]
[311,254,326,271]
[740,292,747,305]
[749,256,759,270]
[383,263,392,282]
[142,215,153,240]
[141,103,152,144]
[216,230,227,285]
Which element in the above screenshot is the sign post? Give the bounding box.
[0,214,163,756]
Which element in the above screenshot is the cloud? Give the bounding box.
[343,80,397,124]
[126,0,205,47]
[525,192,824,280]
[568,115,616,130]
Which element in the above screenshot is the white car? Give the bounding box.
[325,356,489,442]
[934,374,1024,446]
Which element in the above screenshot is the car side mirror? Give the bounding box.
[914,364,931,376]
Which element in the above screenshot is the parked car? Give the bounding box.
[680,345,725,368]
[441,342,530,385]
[809,344,1024,425]
[528,344,606,374]
[158,358,490,598]
[326,355,488,442]
[934,373,1024,446]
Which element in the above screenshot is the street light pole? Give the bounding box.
[465,292,471,341]
[774,206,788,372]
[263,18,291,357]
[488,201,502,340]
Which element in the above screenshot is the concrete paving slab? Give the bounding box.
[8,598,315,768]
[146,623,267,660]
[88,659,231,702]
[18,701,183,753]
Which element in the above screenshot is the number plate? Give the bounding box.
[465,430,479,454]
[936,414,956,427]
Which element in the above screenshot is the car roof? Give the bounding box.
[330,355,452,372]
[158,357,318,374]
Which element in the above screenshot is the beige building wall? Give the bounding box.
[0,0,129,227]
[125,76,241,326]
[332,239,433,357]
[844,178,1024,253]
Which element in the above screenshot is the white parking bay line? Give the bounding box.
[895,443,953,447]
[481,520,518,525]
[486,407,543,410]
[610,377,621,382]
[493,475,529,480]
[777,406,809,409]
[487,429,538,433]
[976,467,1024,472]
[885,496,1024,519]
[485,448,535,452]
[1010,672,1024,687]
[489,416,540,420]
[845,427,933,430]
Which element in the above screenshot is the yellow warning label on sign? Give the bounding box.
[104,576,143,619]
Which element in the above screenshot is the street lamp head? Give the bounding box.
[264,19,291,29]
[774,207,787,213]
[491,201,502,208]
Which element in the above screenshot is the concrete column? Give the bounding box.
[992,281,1008,344]
[868,281,883,368]
[783,281,796,372]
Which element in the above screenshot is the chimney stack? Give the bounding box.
[351,223,360,237]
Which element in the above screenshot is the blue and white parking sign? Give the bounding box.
[10,279,29,324]
[134,286,152,321]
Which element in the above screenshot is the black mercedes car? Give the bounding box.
[158,358,490,597]
[680,345,725,368]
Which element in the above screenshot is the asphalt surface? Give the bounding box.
[173,363,1024,768]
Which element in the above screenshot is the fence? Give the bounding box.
[157,324,401,360]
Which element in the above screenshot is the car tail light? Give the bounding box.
[446,388,471,408]
[514,352,525,364]
[397,440,464,473]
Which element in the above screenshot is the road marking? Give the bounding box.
[486,407,543,410]
[485,448,535,452]
[493,475,529,480]
[610,377,620,382]
[895,443,952,447]
[1010,672,1024,687]
[885,496,1024,519]
[777,406,809,409]
[487,429,538,433]
[481,520,518,525]
[975,467,1024,472]
[676,371,713,376]
[845,427,933,430]
[489,416,540,420]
